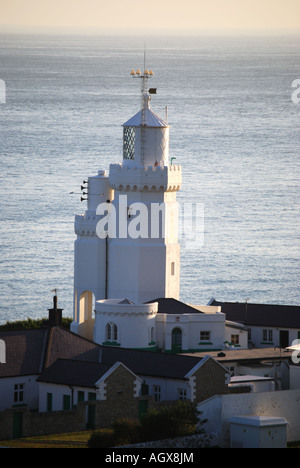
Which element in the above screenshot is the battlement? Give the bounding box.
[109,163,182,192]
[75,213,98,237]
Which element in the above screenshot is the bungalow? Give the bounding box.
[0,324,231,416]
[210,300,300,349]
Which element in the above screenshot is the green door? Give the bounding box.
[63,394,71,410]
[13,412,23,439]
[172,327,182,352]
[87,392,96,429]
[87,405,96,429]
[138,400,148,418]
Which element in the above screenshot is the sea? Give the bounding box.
[0,33,299,324]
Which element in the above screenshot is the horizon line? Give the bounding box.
[0,25,300,37]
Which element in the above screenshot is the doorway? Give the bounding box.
[172,328,182,352]
[279,330,289,348]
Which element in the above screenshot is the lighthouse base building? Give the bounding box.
[70,69,248,352]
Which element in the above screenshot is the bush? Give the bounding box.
[88,428,116,448]
[139,401,203,442]
[111,418,141,445]
[88,402,206,448]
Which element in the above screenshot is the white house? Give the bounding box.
[211,300,300,349]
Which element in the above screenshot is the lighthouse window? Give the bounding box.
[123,126,135,160]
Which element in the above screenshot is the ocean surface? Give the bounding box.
[0,33,299,324]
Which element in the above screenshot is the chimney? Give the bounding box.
[48,290,63,327]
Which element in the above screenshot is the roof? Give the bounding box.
[100,345,203,380]
[211,300,300,328]
[0,327,101,378]
[230,375,274,383]
[184,347,293,363]
[0,329,48,378]
[37,359,112,388]
[146,298,204,315]
[229,415,288,427]
[0,326,209,381]
[123,108,168,128]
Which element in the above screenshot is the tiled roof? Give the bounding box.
[45,327,101,367]
[0,329,48,378]
[100,346,202,380]
[0,327,101,378]
[0,326,204,381]
[211,300,300,328]
[37,359,111,388]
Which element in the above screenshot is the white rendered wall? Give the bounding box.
[0,375,39,412]
[224,325,248,349]
[156,313,225,352]
[38,382,98,412]
[133,126,169,168]
[94,299,158,349]
[198,390,300,447]
[141,375,192,402]
[71,171,113,339]
[107,184,180,304]
[248,326,299,349]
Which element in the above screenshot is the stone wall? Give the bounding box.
[193,358,229,402]
[0,405,85,440]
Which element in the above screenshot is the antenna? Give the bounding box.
[144,41,146,75]
[130,44,154,109]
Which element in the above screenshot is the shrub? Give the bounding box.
[111,418,141,445]
[139,401,203,442]
[88,402,207,448]
[88,428,115,448]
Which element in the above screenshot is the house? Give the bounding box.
[152,298,226,352]
[0,323,231,417]
[0,327,101,412]
[94,297,248,353]
[210,300,300,348]
[185,347,294,391]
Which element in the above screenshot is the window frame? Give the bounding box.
[123,126,135,160]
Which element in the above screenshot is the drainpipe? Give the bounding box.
[105,235,108,299]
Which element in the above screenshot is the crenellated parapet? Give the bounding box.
[75,212,98,237]
[109,163,182,192]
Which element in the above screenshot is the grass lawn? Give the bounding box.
[0,431,94,448]
[1,432,299,448]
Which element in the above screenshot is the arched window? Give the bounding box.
[113,324,118,341]
[105,323,112,341]
[105,323,118,342]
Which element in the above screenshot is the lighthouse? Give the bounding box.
[71,69,182,348]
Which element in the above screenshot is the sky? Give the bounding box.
[1,0,300,34]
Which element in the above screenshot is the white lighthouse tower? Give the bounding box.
[71,69,182,349]
[107,69,182,304]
